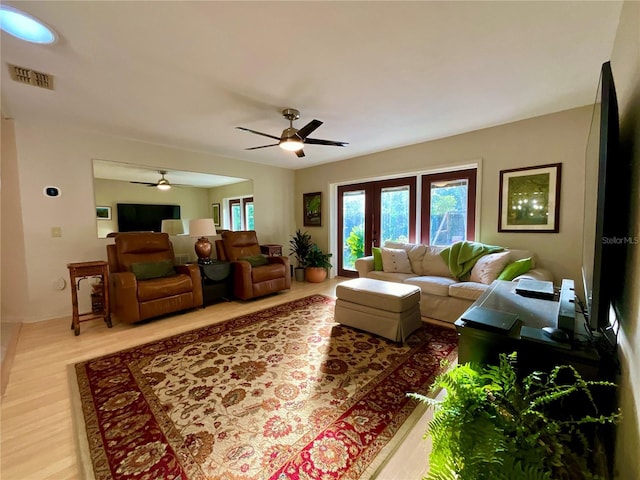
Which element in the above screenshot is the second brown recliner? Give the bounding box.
[216,230,290,300]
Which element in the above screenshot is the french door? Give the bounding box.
[337,177,416,277]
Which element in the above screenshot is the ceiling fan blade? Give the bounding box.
[130,181,155,186]
[296,119,323,139]
[236,127,280,141]
[245,144,279,150]
[295,149,306,158]
[304,138,349,147]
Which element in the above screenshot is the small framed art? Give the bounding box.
[303,192,322,227]
[96,206,111,220]
[212,203,221,227]
[498,163,561,233]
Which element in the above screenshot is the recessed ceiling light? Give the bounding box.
[0,5,56,44]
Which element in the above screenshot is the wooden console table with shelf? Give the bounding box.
[67,261,112,335]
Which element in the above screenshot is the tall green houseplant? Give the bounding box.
[409,353,619,480]
[289,229,312,281]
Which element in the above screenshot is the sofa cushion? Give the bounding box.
[404,276,457,297]
[381,247,413,273]
[406,244,427,275]
[365,271,416,283]
[469,251,511,284]
[420,246,452,277]
[507,249,536,268]
[449,281,489,301]
[498,257,533,281]
[372,247,383,271]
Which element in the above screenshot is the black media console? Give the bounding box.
[454,279,603,379]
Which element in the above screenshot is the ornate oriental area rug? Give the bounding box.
[71,294,457,480]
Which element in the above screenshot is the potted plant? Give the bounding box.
[289,229,312,282]
[304,244,333,283]
[409,353,619,480]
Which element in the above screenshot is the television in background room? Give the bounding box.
[581,61,624,348]
[117,203,180,233]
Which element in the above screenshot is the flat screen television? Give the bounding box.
[117,203,180,233]
[581,61,622,346]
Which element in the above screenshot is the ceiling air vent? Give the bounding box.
[8,64,54,90]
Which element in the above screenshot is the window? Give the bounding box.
[229,196,254,231]
[421,169,476,246]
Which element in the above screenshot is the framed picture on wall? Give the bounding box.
[303,192,322,227]
[498,163,561,232]
[212,203,221,227]
[96,206,111,220]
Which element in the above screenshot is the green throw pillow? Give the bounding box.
[372,247,383,271]
[130,260,176,280]
[240,255,270,267]
[498,257,532,281]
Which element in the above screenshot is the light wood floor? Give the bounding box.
[1,278,451,480]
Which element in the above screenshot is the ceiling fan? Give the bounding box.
[236,108,348,158]
[130,170,175,190]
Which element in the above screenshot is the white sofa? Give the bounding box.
[354,241,553,324]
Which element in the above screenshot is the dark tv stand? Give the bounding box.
[454,280,602,379]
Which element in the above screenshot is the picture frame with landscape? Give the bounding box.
[96,206,111,220]
[498,163,561,233]
[498,163,562,233]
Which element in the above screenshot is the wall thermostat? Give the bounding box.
[43,186,61,197]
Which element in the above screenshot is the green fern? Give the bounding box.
[409,353,620,480]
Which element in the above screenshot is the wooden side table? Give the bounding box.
[67,261,112,336]
[260,244,283,256]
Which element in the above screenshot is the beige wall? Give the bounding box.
[1,118,29,324]
[610,1,640,478]
[296,106,593,286]
[3,122,295,322]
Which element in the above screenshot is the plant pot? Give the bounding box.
[305,267,327,283]
[294,267,306,282]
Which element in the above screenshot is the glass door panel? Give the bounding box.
[341,190,366,272]
[380,186,411,245]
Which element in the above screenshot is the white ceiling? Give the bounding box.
[1,1,623,171]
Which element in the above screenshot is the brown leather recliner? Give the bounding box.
[107,232,203,324]
[215,230,290,300]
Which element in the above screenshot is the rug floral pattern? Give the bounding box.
[74,295,458,480]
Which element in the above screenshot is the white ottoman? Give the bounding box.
[335,278,422,342]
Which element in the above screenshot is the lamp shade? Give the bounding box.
[189,218,217,238]
[160,219,184,236]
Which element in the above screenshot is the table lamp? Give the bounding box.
[160,219,185,236]
[189,218,217,264]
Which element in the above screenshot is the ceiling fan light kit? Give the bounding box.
[237,108,348,158]
[0,5,57,44]
[156,171,171,190]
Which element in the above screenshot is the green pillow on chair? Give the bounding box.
[372,247,383,271]
[240,255,270,267]
[130,260,176,280]
[498,257,532,281]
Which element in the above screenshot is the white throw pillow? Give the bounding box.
[381,247,413,274]
[469,251,511,284]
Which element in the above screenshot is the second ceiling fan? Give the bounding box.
[237,108,348,158]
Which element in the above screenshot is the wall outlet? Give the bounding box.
[51,226,62,238]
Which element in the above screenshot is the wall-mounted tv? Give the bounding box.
[581,61,622,346]
[117,203,180,233]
